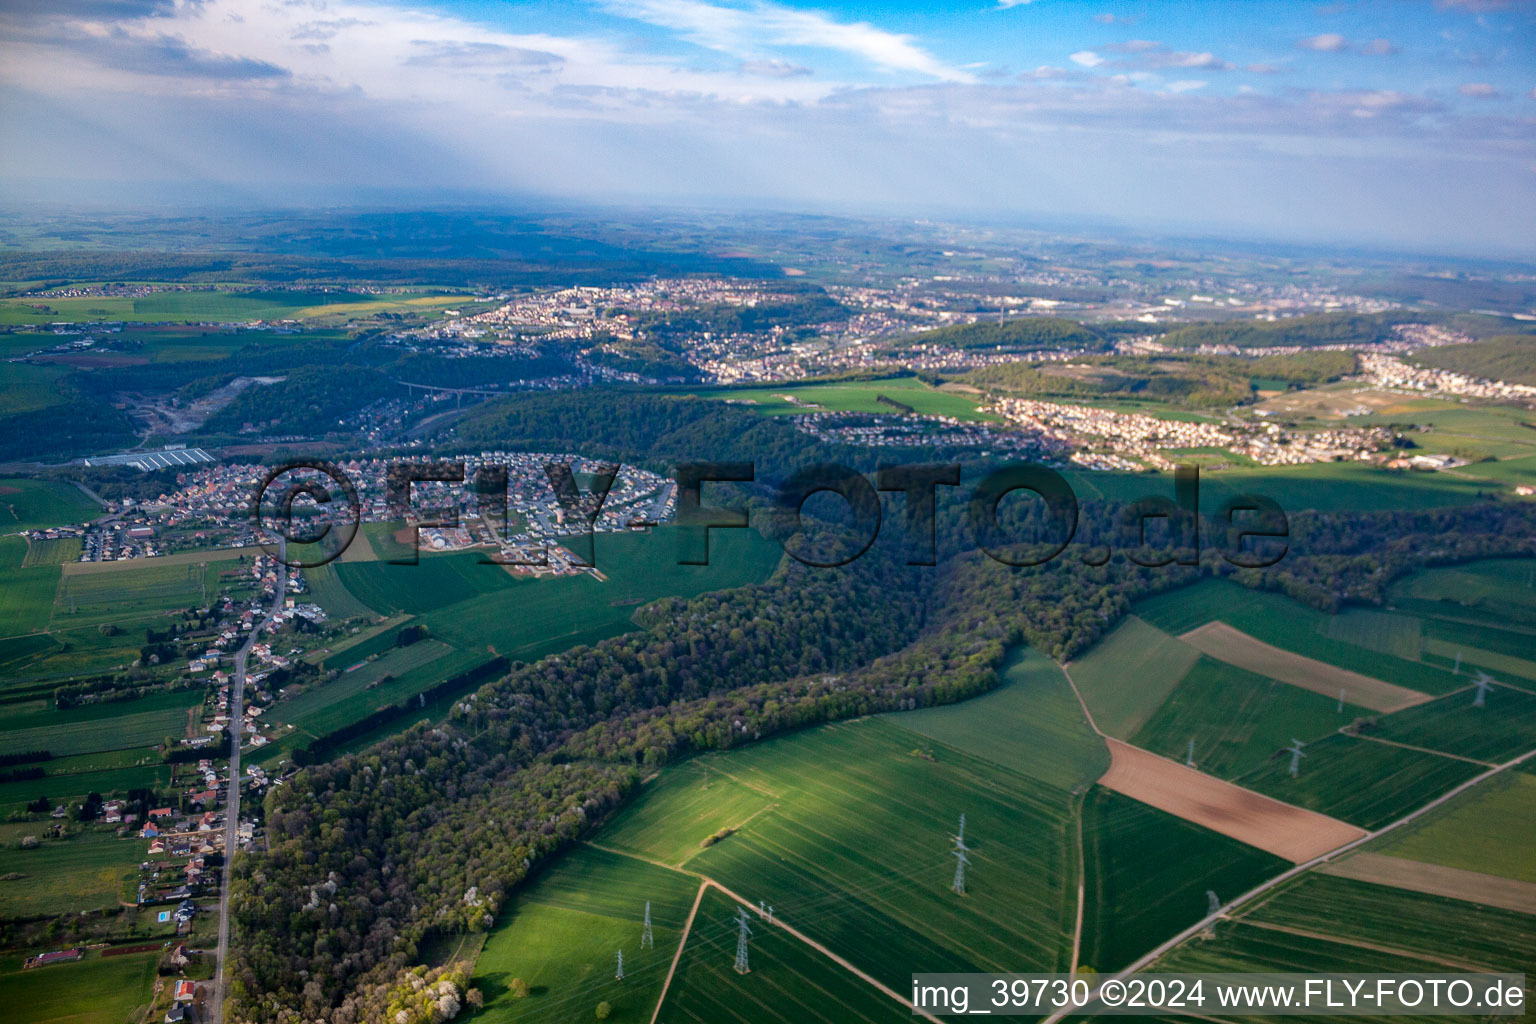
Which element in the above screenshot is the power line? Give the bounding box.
[733,905,753,974]
[950,813,971,895]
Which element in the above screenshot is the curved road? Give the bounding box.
[209,541,286,1024]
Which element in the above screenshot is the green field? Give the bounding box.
[0,822,144,917]
[1129,657,1368,779]
[0,288,472,325]
[0,538,63,639]
[678,377,995,422]
[0,479,98,532]
[1132,579,1461,695]
[607,718,1080,998]
[1367,685,1536,764]
[1066,616,1200,739]
[52,557,241,631]
[1323,608,1424,661]
[1156,918,1468,978]
[0,363,71,416]
[298,562,377,621]
[337,527,782,661]
[0,949,158,1024]
[0,688,201,759]
[267,640,482,737]
[22,538,83,568]
[0,759,175,815]
[1065,460,1493,513]
[885,645,1108,792]
[473,845,702,1024]
[1080,787,1289,974]
[1244,874,1536,974]
[657,888,909,1024]
[1370,771,1536,883]
[1387,558,1536,627]
[1234,734,1482,829]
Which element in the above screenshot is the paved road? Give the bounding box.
[208,542,286,1024]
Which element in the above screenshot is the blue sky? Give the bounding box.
[1,0,1533,253]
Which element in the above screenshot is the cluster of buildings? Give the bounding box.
[1361,353,1536,403]
[794,412,1051,455]
[985,396,1393,470]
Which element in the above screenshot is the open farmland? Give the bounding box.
[1234,733,1483,829]
[1365,684,1536,763]
[0,758,175,815]
[0,537,61,638]
[1129,656,1368,779]
[473,844,702,1024]
[1178,622,1430,713]
[1156,918,1471,978]
[658,888,909,1024]
[886,646,1107,791]
[268,642,486,737]
[1133,579,1461,695]
[0,688,202,758]
[0,287,473,325]
[266,640,452,727]
[400,527,781,659]
[1323,608,1424,661]
[0,478,99,533]
[1064,616,1199,739]
[0,948,158,1024]
[1080,787,1289,974]
[0,822,145,917]
[52,555,244,631]
[1097,739,1365,862]
[298,562,377,621]
[1319,852,1536,915]
[1370,771,1536,883]
[596,714,1081,1001]
[1244,874,1536,973]
[680,377,995,422]
[21,537,82,567]
[1388,558,1536,625]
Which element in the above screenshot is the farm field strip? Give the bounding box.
[1128,656,1371,780]
[1318,851,1536,915]
[1179,621,1430,713]
[1062,616,1200,739]
[1097,739,1366,863]
[883,645,1108,792]
[1234,733,1485,829]
[1041,746,1536,1024]
[1368,771,1536,883]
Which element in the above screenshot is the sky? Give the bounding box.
[1,0,1534,254]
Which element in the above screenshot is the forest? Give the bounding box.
[1411,334,1536,386]
[964,351,1357,407]
[904,316,1104,351]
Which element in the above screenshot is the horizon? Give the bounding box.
[3,0,1535,255]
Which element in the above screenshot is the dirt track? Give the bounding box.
[1099,739,1367,862]
[1180,621,1432,713]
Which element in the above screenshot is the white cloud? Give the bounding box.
[1459,81,1499,97]
[996,0,1037,7]
[739,58,811,77]
[1069,50,1103,68]
[1164,79,1207,93]
[1360,38,1399,56]
[1297,33,1350,52]
[606,0,972,82]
